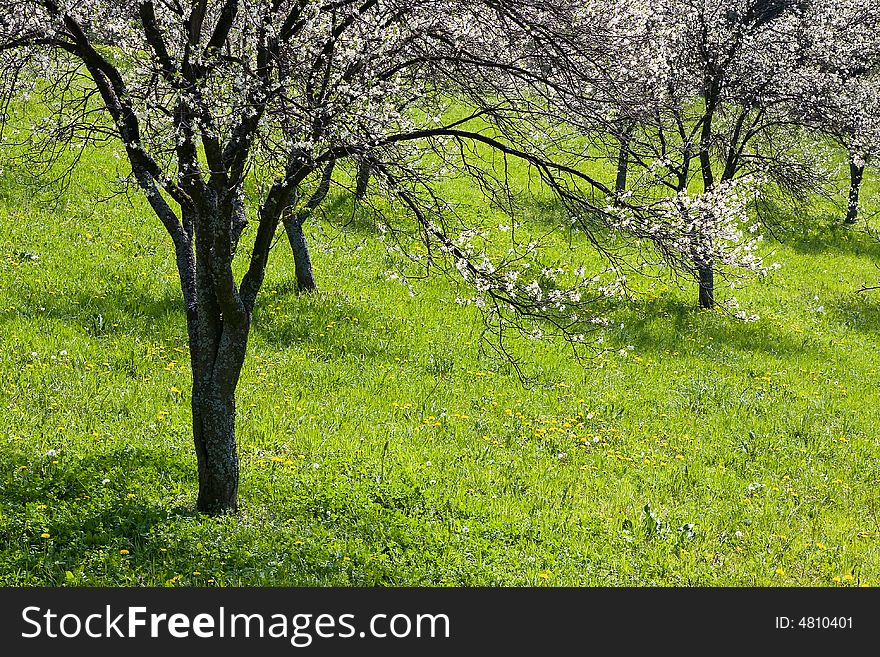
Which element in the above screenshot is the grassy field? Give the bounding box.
[2,138,880,587]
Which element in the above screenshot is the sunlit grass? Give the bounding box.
[1,132,879,586]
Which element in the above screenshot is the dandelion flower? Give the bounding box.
[40,533,50,539]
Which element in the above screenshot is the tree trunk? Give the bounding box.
[188,298,250,514]
[697,84,718,310]
[281,161,333,292]
[846,157,865,225]
[614,121,635,200]
[615,140,630,199]
[186,198,254,515]
[355,161,371,200]
[698,263,714,309]
[192,387,239,513]
[284,216,317,291]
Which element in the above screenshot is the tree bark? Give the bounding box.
[188,303,250,514]
[696,83,718,309]
[846,156,865,225]
[698,263,714,309]
[615,142,630,200]
[192,387,239,513]
[614,121,635,200]
[355,160,371,200]
[187,197,253,514]
[281,161,334,292]
[284,216,317,291]
[698,113,715,191]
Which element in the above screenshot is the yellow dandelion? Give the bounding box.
[40,533,51,539]
[774,567,785,577]
[192,571,201,576]
[538,569,553,580]
[119,549,129,555]
[833,576,841,583]
[816,543,826,550]
[844,574,854,582]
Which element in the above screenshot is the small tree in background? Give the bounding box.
[787,0,880,225]
[530,0,804,309]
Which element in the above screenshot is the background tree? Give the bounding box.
[526,0,793,309]
[787,0,880,225]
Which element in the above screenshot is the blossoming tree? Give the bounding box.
[0,0,638,512]
[788,0,880,224]
[540,0,854,309]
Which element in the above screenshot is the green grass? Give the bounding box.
[1,137,880,587]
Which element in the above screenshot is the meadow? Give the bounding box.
[1,138,879,587]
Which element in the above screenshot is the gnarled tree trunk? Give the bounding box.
[192,386,239,512]
[185,200,254,514]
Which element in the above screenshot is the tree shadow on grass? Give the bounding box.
[830,292,880,338]
[761,198,880,260]
[321,193,384,235]
[0,438,472,585]
[611,296,813,360]
[0,285,188,343]
[250,279,405,361]
[0,269,406,366]
[0,440,203,584]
